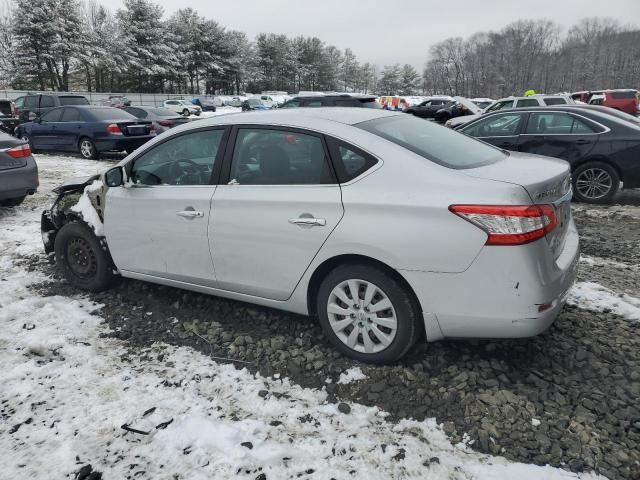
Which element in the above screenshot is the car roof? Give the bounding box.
[290,94,377,100]
[187,107,399,127]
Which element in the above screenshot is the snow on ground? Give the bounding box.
[567,281,640,321]
[337,366,368,385]
[189,106,241,119]
[0,154,608,479]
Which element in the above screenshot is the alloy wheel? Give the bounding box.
[80,140,94,159]
[575,168,613,201]
[327,279,397,354]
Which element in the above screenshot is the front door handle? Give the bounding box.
[176,208,204,219]
[289,216,326,227]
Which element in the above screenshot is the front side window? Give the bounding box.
[525,112,595,135]
[229,128,333,185]
[131,129,225,186]
[516,99,539,108]
[327,138,378,182]
[40,108,63,122]
[281,99,301,108]
[303,100,323,107]
[357,115,505,169]
[335,99,356,107]
[462,113,524,137]
[61,108,82,122]
[24,96,38,108]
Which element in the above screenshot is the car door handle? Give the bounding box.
[575,139,590,145]
[289,217,326,227]
[176,209,204,219]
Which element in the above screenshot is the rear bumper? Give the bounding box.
[95,135,155,152]
[401,220,580,341]
[0,157,39,200]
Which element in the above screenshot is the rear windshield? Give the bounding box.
[609,91,636,99]
[87,108,136,121]
[357,115,505,169]
[149,107,178,116]
[60,96,89,106]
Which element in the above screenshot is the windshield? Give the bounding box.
[87,108,136,121]
[248,99,262,105]
[60,96,89,106]
[357,114,506,169]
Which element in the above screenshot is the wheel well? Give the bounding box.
[572,157,623,182]
[306,254,424,331]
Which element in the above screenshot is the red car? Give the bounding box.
[572,89,638,115]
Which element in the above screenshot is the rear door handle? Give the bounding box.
[289,217,326,227]
[177,208,204,219]
[575,139,590,145]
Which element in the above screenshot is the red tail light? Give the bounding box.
[107,123,122,135]
[6,144,32,159]
[158,120,174,127]
[449,204,557,246]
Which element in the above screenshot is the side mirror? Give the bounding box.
[105,166,125,187]
[32,116,41,123]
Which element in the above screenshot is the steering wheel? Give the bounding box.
[169,159,202,185]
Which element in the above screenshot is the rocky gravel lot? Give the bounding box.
[16,156,640,479]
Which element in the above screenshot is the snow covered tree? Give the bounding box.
[399,64,419,95]
[378,64,402,95]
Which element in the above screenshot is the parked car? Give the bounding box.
[446,94,575,129]
[163,100,201,116]
[102,96,132,108]
[13,94,89,123]
[223,96,245,107]
[434,97,482,123]
[123,106,191,134]
[404,97,455,119]
[241,98,271,111]
[42,108,578,364]
[0,98,20,135]
[15,106,156,160]
[279,94,380,109]
[191,97,218,112]
[458,105,640,203]
[0,131,38,206]
[572,89,638,116]
[471,98,495,109]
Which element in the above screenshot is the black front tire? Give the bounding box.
[182,109,190,116]
[316,263,420,364]
[54,222,118,292]
[572,161,620,204]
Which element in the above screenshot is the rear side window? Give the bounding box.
[39,96,55,108]
[357,115,505,169]
[303,99,324,107]
[61,108,82,122]
[60,96,89,106]
[335,99,356,107]
[525,112,595,134]
[327,138,378,182]
[543,97,567,105]
[610,91,636,99]
[229,128,334,185]
[516,99,539,108]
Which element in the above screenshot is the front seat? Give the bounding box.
[258,145,291,184]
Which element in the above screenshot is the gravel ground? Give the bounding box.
[13,155,640,479]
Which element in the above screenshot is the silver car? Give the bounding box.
[42,108,579,364]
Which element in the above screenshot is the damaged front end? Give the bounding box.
[42,174,105,261]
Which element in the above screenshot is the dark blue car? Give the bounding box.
[15,106,156,159]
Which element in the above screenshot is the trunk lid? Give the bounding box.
[462,151,572,258]
[117,121,153,136]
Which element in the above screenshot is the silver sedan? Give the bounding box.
[43,108,579,364]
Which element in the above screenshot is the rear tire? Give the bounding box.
[54,222,118,292]
[0,196,25,207]
[182,108,190,116]
[316,264,420,364]
[79,137,98,160]
[20,134,35,152]
[572,161,619,204]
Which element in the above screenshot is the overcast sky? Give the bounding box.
[107,0,640,69]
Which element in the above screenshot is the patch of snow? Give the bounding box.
[70,180,105,236]
[337,366,368,384]
[531,418,541,427]
[568,281,640,321]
